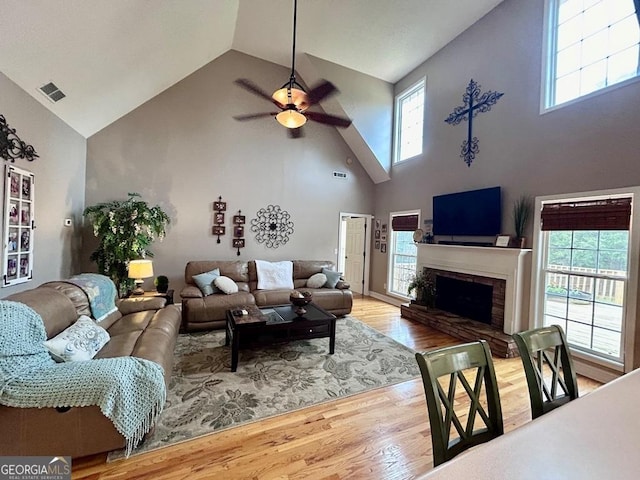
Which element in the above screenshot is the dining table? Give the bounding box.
[416,367,640,479]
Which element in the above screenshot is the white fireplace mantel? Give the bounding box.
[417,244,532,335]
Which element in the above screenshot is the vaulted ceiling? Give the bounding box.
[0,0,504,138]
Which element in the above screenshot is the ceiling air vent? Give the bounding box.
[39,82,66,103]
[333,171,347,179]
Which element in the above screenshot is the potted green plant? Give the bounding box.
[84,193,170,296]
[154,275,169,294]
[408,270,436,307]
[513,195,533,248]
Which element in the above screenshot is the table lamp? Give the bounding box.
[128,259,154,295]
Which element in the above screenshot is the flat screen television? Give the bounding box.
[433,186,501,237]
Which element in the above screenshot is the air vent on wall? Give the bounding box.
[333,171,347,179]
[39,82,66,103]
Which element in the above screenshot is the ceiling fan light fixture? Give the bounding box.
[272,87,309,111]
[276,109,307,129]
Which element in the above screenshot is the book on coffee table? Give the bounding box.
[231,306,284,325]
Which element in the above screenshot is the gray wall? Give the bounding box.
[0,72,87,297]
[370,0,640,295]
[85,50,375,294]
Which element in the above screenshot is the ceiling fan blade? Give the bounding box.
[305,111,352,128]
[233,112,277,121]
[234,79,284,108]
[307,80,338,105]
[288,126,305,139]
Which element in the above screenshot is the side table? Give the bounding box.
[128,289,174,305]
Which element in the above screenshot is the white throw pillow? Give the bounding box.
[44,315,110,362]
[306,273,327,289]
[214,275,239,294]
[255,260,294,290]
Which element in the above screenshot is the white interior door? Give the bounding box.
[344,217,366,294]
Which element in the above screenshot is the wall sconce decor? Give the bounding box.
[212,196,226,243]
[0,114,39,162]
[233,210,245,256]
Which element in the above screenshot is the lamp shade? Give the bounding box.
[272,87,309,111]
[275,109,307,129]
[128,259,154,279]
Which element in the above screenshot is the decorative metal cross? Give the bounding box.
[444,79,503,167]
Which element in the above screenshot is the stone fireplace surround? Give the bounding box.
[401,244,532,358]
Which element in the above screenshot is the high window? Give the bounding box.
[532,190,640,372]
[394,79,425,163]
[543,0,640,110]
[387,211,420,297]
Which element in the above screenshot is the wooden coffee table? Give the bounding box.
[225,303,337,372]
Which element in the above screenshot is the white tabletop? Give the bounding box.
[417,368,640,480]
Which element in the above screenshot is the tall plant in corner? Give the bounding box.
[84,193,170,296]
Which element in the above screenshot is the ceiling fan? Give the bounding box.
[233,0,352,138]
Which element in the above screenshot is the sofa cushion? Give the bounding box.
[306,273,327,289]
[322,268,343,288]
[193,268,220,296]
[214,276,239,294]
[44,315,110,362]
[256,260,294,290]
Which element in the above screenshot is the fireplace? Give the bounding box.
[435,275,493,324]
[429,267,506,331]
[400,244,532,358]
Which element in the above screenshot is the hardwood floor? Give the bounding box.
[72,297,601,479]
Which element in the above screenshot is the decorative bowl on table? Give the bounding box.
[290,290,312,316]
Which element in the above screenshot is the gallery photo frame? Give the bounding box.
[495,234,512,247]
[3,165,34,287]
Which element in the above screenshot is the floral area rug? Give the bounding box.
[109,316,419,460]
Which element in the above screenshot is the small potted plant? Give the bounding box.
[154,275,169,294]
[408,270,436,307]
[513,195,533,248]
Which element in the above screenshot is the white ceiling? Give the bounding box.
[0,0,504,138]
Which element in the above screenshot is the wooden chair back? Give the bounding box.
[513,324,579,419]
[415,340,503,467]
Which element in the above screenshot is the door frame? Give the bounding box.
[337,212,372,296]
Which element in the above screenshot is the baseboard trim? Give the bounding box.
[574,359,621,384]
[369,291,405,307]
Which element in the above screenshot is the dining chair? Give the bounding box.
[415,340,503,467]
[513,324,578,420]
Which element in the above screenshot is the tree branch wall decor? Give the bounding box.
[0,114,39,162]
[251,205,294,249]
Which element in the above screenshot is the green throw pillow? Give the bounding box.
[193,268,220,296]
[322,268,342,288]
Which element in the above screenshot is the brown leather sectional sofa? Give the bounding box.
[0,280,181,458]
[180,260,353,331]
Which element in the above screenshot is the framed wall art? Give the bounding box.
[495,234,512,247]
[233,210,245,256]
[3,165,34,286]
[213,196,226,244]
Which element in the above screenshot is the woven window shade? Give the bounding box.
[391,214,419,231]
[541,198,631,231]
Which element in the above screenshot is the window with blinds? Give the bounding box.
[387,211,420,297]
[540,196,632,363]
